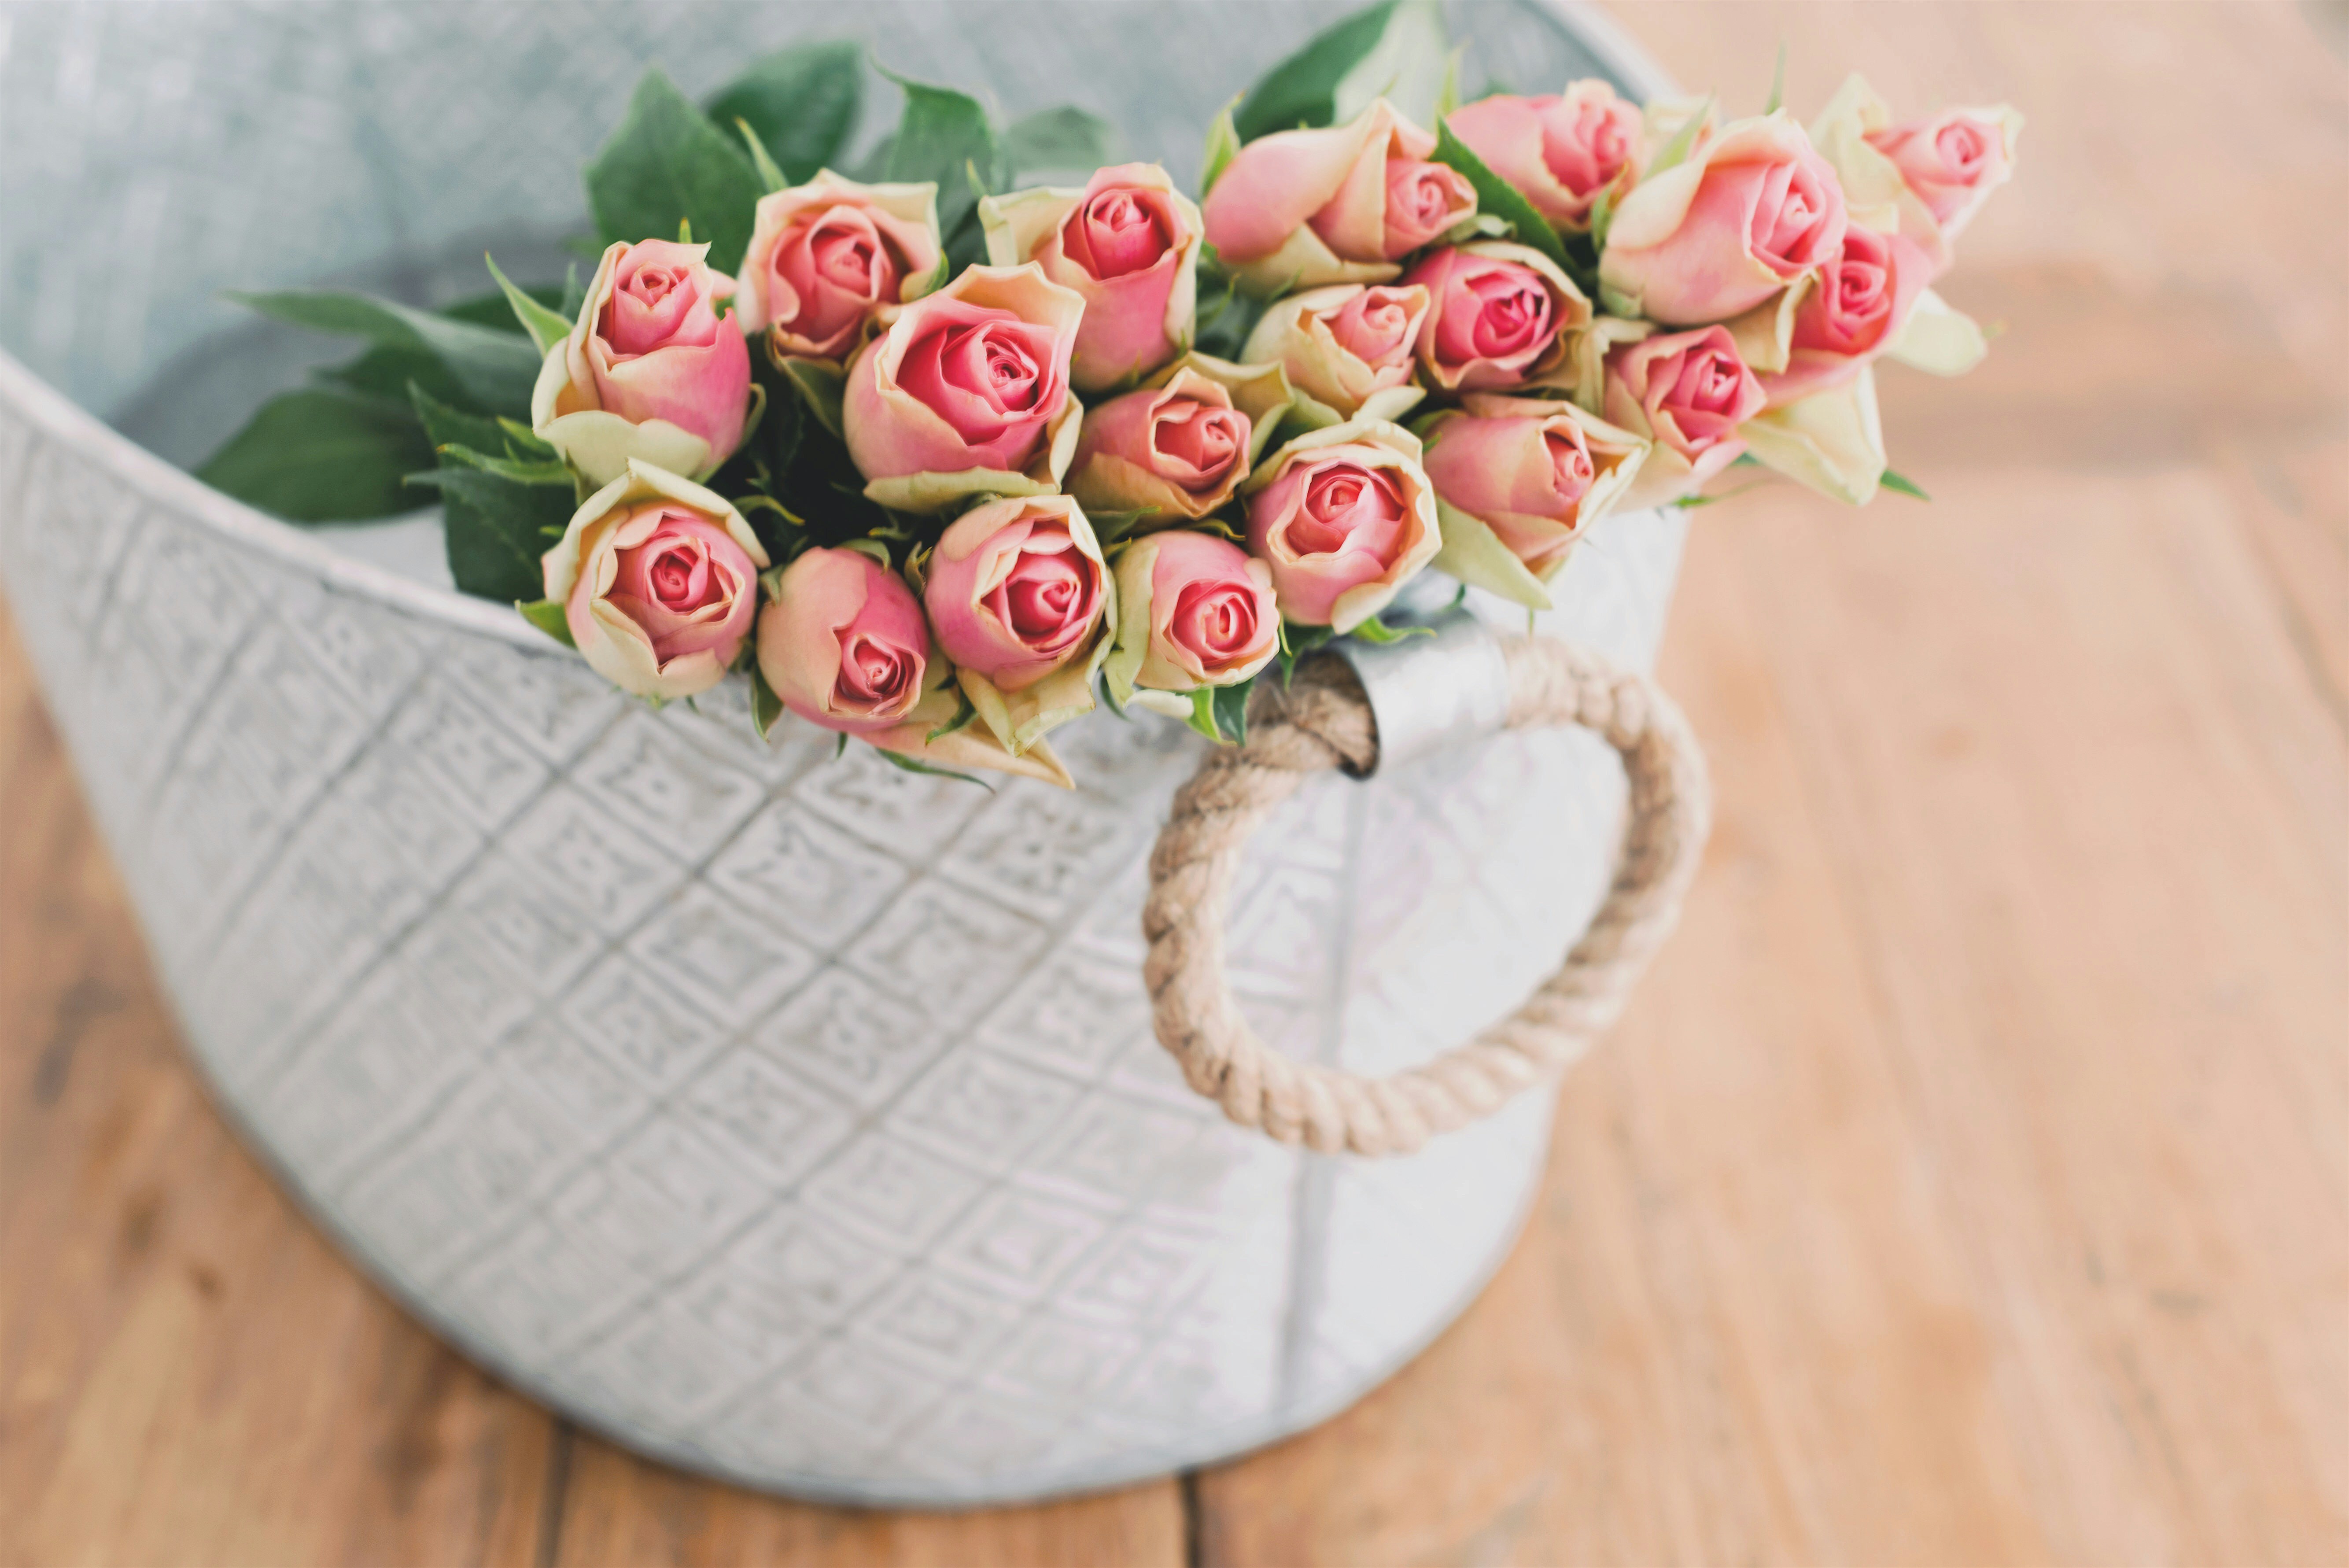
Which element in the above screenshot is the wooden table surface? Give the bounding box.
[4,3,2344,1563]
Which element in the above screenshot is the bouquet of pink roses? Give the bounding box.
[200,2,2019,789]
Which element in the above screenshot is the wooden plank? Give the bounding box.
[0,598,558,1568]
[548,1439,1184,1568]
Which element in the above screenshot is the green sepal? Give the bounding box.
[875,746,994,791]
[1763,41,1788,116]
[1346,613,1435,646]
[435,443,573,487]
[927,683,981,743]
[1432,119,1569,270]
[1212,678,1252,746]
[736,118,791,193]
[516,598,575,647]
[1879,468,1931,500]
[750,667,786,742]
[1645,93,1715,181]
[1200,98,1243,197]
[485,253,574,355]
[775,354,848,439]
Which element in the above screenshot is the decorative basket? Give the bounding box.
[0,0,1686,1505]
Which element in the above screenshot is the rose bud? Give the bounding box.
[1103,530,1280,714]
[735,172,944,363]
[1402,242,1590,392]
[1809,75,2021,276]
[841,263,1087,513]
[1752,222,1935,408]
[532,239,753,489]
[756,546,937,736]
[1598,114,1847,327]
[1444,81,1643,232]
[1421,395,1648,607]
[1866,110,2020,242]
[1202,100,1475,295]
[981,163,1203,393]
[922,494,1113,755]
[1602,326,1767,510]
[1240,282,1430,423]
[541,460,768,701]
[1066,366,1255,524]
[1241,421,1441,633]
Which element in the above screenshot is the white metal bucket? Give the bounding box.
[0,0,1681,1505]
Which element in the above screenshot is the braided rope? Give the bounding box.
[1142,637,1712,1157]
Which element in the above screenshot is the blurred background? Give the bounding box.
[1,1,2343,1563]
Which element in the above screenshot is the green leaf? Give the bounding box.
[586,66,765,275]
[1432,119,1569,269]
[1232,0,1445,143]
[229,289,541,415]
[1347,613,1436,645]
[880,67,1005,244]
[1879,468,1931,501]
[1211,678,1253,747]
[195,390,435,523]
[407,465,574,603]
[485,253,573,355]
[410,385,574,601]
[1000,105,1125,182]
[516,598,576,647]
[1764,41,1788,116]
[875,746,994,790]
[707,39,864,185]
[437,283,566,335]
[750,667,786,741]
[1275,619,1335,686]
[436,443,574,487]
[313,343,471,412]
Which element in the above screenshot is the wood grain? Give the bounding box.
[4,2,2345,1564]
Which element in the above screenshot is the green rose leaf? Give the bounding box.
[1001,105,1126,183]
[1432,120,1570,271]
[194,390,435,524]
[708,40,865,186]
[1212,678,1253,746]
[586,66,765,275]
[228,289,542,416]
[409,385,575,603]
[880,67,1007,249]
[1232,0,1446,144]
[313,344,471,413]
[875,746,995,791]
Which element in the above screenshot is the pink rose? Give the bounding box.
[1598,115,1847,326]
[1066,366,1253,522]
[1421,395,1648,588]
[841,264,1086,511]
[1866,109,2017,241]
[982,164,1203,392]
[1105,530,1280,705]
[1239,282,1429,421]
[756,547,933,735]
[736,173,943,362]
[923,495,1110,691]
[531,239,752,488]
[1201,100,1475,293]
[1602,326,1767,509]
[1758,223,1931,407]
[540,461,769,700]
[1445,80,1642,231]
[1402,243,1589,391]
[1241,423,1441,632]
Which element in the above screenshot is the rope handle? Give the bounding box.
[1141,636,1712,1157]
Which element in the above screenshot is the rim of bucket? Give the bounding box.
[0,0,1673,660]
